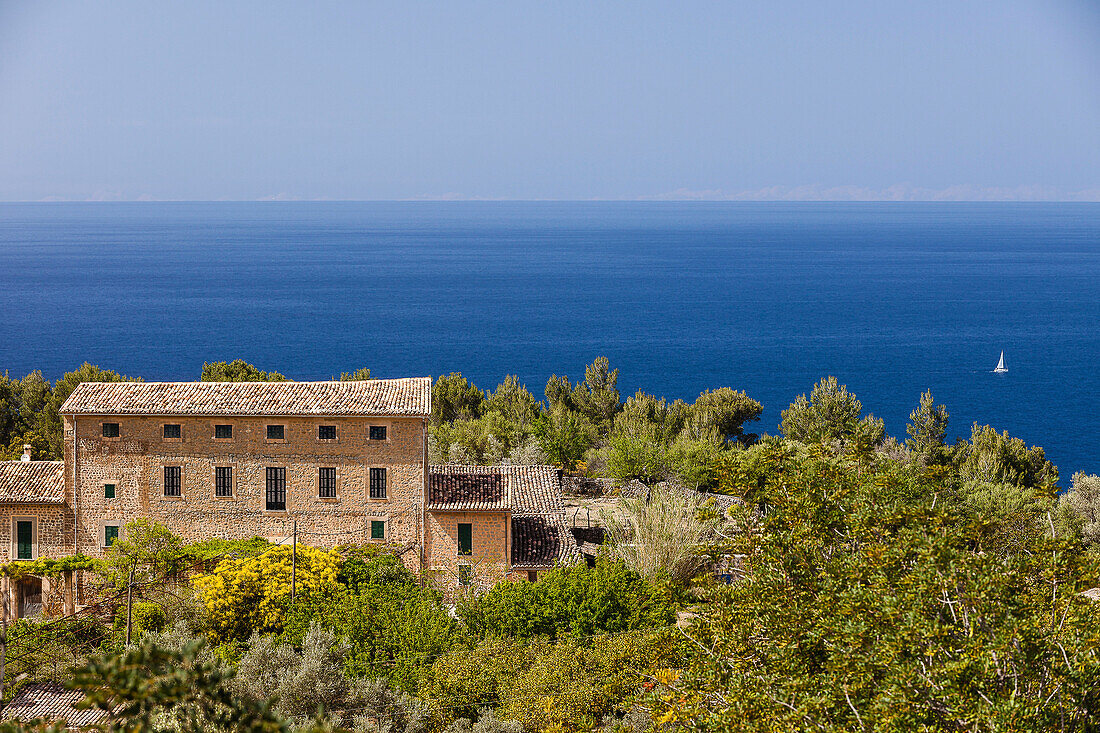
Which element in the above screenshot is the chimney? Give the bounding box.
[20,445,32,462]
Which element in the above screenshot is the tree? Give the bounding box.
[779,376,885,448]
[651,446,1100,731]
[603,416,668,484]
[70,638,288,733]
[458,557,673,639]
[619,391,691,443]
[1057,472,1100,547]
[532,407,596,470]
[544,358,621,428]
[602,482,718,584]
[104,519,185,588]
[199,360,288,382]
[571,357,621,427]
[483,376,539,434]
[906,389,949,463]
[688,388,763,444]
[432,373,485,424]
[234,624,427,730]
[339,367,373,381]
[283,556,461,692]
[43,363,137,456]
[192,545,340,640]
[957,423,1058,491]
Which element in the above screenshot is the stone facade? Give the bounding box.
[64,414,427,569]
[0,504,74,564]
[424,510,512,592]
[0,379,586,601]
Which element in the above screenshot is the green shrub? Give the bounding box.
[458,557,674,639]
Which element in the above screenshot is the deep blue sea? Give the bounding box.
[1,202,1097,478]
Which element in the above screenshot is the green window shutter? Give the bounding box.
[458,523,472,556]
[16,521,32,560]
[104,483,115,499]
[104,526,119,547]
[371,520,385,540]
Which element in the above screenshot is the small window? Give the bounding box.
[163,424,181,439]
[369,425,387,441]
[102,423,119,438]
[527,570,538,583]
[164,466,181,497]
[104,525,119,547]
[458,565,472,586]
[266,467,286,510]
[369,468,387,499]
[318,425,337,440]
[458,523,472,556]
[319,467,337,498]
[267,424,285,440]
[16,521,32,560]
[215,424,233,439]
[370,520,385,540]
[104,483,116,499]
[215,467,233,497]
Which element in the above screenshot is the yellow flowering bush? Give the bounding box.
[192,544,340,641]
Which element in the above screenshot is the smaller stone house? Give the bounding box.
[425,464,580,592]
[0,450,75,618]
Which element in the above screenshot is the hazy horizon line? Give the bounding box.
[6,183,1100,204]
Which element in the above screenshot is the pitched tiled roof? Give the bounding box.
[428,465,580,567]
[427,466,507,510]
[60,378,431,417]
[0,461,65,504]
[511,515,581,568]
[2,681,109,727]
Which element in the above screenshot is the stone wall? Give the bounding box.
[0,505,74,563]
[65,414,426,569]
[424,510,510,592]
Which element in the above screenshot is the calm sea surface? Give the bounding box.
[1,202,1097,478]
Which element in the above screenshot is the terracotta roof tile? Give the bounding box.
[0,461,65,504]
[511,515,581,567]
[60,378,431,417]
[427,468,506,510]
[2,681,108,727]
[429,465,581,567]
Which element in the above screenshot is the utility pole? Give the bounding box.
[125,566,135,647]
[291,521,297,602]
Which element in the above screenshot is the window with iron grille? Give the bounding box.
[319,467,337,498]
[163,424,181,439]
[370,520,385,540]
[102,423,119,438]
[458,565,472,586]
[369,468,387,499]
[458,523,472,556]
[369,425,387,441]
[215,424,233,439]
[164,466,181,497]
[318,425,336,440]
[16,521,32,560]
[266,467,286,510]
[104,525,119,547]
[215,467,233,497]
[267,424,285,440]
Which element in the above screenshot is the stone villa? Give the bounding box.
[0,378,579,615]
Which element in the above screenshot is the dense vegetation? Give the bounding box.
[2,359,1100,731]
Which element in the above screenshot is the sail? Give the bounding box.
[994,351,1007,372]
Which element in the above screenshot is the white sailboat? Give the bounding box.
[993,350,1008,373]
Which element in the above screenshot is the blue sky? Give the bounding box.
[0,1,1097,201]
